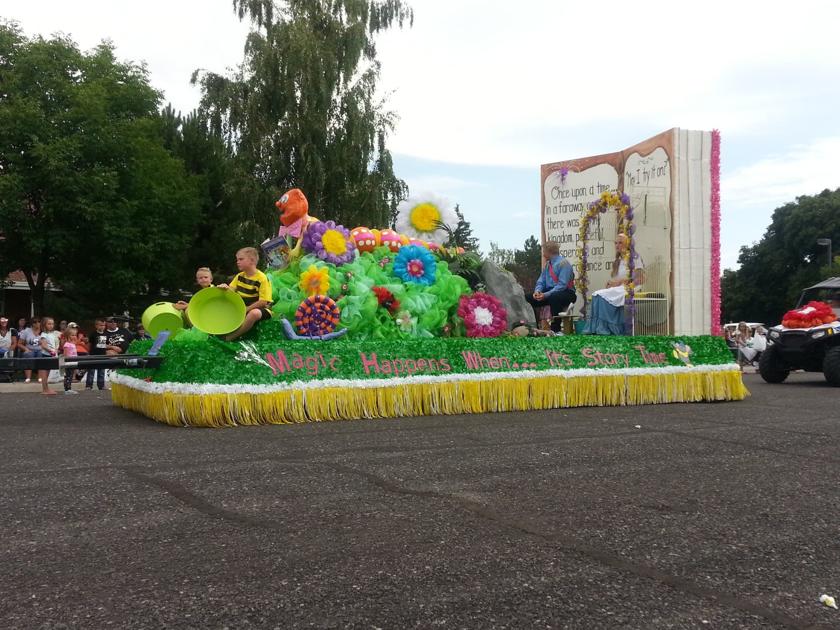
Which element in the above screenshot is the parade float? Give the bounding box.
[114,189,747,428]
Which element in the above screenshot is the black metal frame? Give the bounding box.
[0,354,164,371]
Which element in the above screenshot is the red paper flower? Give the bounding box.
[372,286,401,315]
[457,293,507,338]
[781,301,838,329]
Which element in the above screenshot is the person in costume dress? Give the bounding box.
[582,233,644,335]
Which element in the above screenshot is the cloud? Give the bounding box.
[10,0,840,270]
[723,136,840,209]
[7,1,250,115]
[375,0,840,166]
[718,135,840,270]
[403,175,483,195]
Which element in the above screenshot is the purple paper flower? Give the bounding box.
[301,220,356,265]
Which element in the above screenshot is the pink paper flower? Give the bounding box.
[457,293,507,338]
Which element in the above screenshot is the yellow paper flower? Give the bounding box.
[321,229,349,256]
[410,204,440,232]
[395,192,458,245]
[299,266,330,297]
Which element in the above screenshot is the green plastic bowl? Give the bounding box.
[141,302,185,340]
[187,287,247,335]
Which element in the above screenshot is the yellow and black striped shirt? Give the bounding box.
[229,270,273,311]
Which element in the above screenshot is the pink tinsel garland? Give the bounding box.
[710,129,722,335]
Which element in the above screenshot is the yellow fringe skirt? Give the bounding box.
[111,368,748,428]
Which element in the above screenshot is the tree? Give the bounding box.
[508,234,542,291]
[160,106,238,277]
[0,24,202,314]
[192,0,412,240]
[484,235,543,294]
[444,204,480,251]
[721,188,840,325]
[514,234,542,269]
[486,242,515,268]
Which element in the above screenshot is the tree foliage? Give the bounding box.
[0,24,202,315]
[444,204,480,251]
[484,235,543,294]
[721,188,840,325]
[486,242,514,268]
[159,105,238,277]
[192,0,412,239]
[507,234,542,290]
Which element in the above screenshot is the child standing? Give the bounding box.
[62,327,80,395]
[0,316,16,358]
[218,248,273,341]
[19,317,43,383]
[86,318,108,390]
[38,317,61,395]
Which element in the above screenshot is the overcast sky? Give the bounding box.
[6,0,840,269]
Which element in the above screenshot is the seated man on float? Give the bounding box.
[525,241,576,333]
[581,233,645,335]
[218,247,273,341]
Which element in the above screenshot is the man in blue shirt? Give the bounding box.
[526,241,576,332]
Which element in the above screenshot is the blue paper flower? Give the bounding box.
[393,245,437,286]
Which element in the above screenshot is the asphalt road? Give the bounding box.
[1,372,839,629]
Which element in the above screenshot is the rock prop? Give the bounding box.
[480,260,535,327]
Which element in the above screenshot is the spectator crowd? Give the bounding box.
[0,315,151,395]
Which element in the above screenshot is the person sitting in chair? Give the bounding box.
[581,233,645,335]
[734,322,766,368]
[525,241,576,333]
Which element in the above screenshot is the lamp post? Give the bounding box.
[817,238,832,269]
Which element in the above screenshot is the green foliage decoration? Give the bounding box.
[263,245,470,340]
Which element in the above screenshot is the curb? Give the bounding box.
[0,381,108,394]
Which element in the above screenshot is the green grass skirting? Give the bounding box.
[123,333,736,386]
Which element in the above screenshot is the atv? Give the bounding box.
[760,277,840,386]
